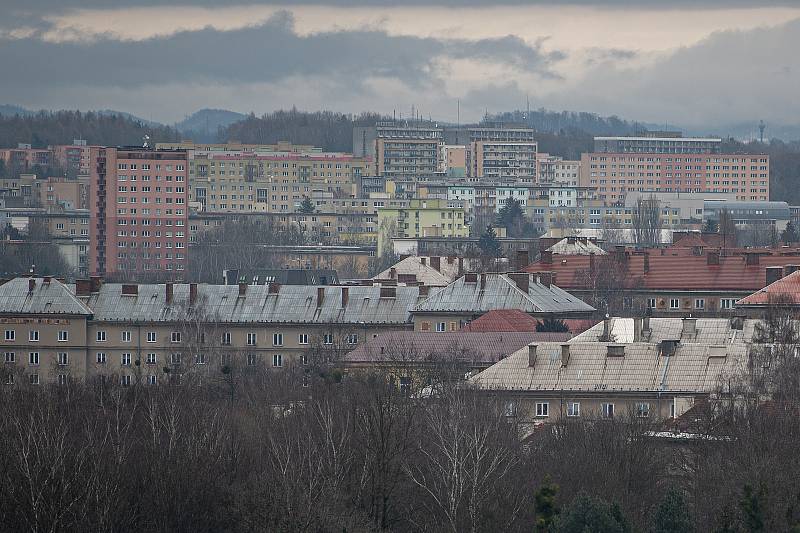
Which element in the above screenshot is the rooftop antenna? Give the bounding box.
[759,120,766,143]
[142,134,150,148]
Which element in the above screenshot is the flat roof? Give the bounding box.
[594,136,722,142]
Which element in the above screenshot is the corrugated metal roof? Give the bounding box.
[470,341,747,393]
[344,331,571,364]
[0,277,92,316]
[84,283,419,324]
[412,274,595,315]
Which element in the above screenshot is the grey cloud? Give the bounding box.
[0,12,561,93]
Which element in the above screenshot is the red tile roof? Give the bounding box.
[526,250,800,292]
[670,232,725,249]
[737,270,800,306]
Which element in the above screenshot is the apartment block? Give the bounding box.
[377,198,467,253]
[89,147,189,278]
[51,140,92,176]
[354,122,444,180]
[0,144,52,174]
[537,153,580,185]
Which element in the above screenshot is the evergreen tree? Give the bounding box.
[704,219,719,234]
[478,225,502,258]
[298,196,315,214]
[496,197,527,237]
[740,484,767,533]
[534,475,560,532]
[651,488,694,533]
[553,493,631,533]
[781,221,799,243]
[536,318,570,333]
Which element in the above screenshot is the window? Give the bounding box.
[669,299,680,309]
[601,403,615,418]
[536,402,549,417]
[272,354,283,367]
[567,402,580,417]
[300,354,309,366]
[147,375,157,385]
[146,353,157,365]
[323,334,333,345]
[121,353,131,366]
[57,352,69,366]
[273,333,283,346]
[4,351,15,363]
[298,333,309,345]
[647,298,656,309]
[636,402,650,418]
[58,330,68,342]
[29,373,39,385]
[247,353,257,366]
[504,401,517,417]
[29,352,39,365]
[170,353,182,365]
[96,331,107,342]
[171,331,181,343]
[247,333,257,346]
[96,352,106,364]
[5,374,13,385]
[147,331,157,343]
[57,374,68,386]
[221,332,231,345]
[347,334,358,345]
[694,299,705,310]
[670,401,676,418]
[4,330,13,341]
[436,322,446,332]
[720,298,736,310]
[29,330,39,342]
[121,375,131,387]
[195,353,206,365]
[121,331,132,342]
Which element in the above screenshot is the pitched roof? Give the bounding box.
[376,256,465,286]
[411,273,595,315]
[343,331,570,365]
[526,251,800,291]
[83,283,419,324]
[572,317,759,344]
[737,270,800,306]
[469,341,746,394]
[0,277,92,316]
[546,238,607,256]
[463,309,540,332]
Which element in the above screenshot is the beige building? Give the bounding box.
[0,277,421,386]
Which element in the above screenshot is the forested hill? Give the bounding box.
[490,109,652,136]
[219,109,387,152]
[0,111,179,148]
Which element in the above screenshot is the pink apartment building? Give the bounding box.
[90,147,189,278]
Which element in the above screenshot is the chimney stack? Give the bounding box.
[421,257,427,266]
[268,282,280,294]
[389,267,397,279]
[541,250,553,264]
[75,279,91,296]
[643,253,650,274]
[430,256,441,272]
[528,344,537,367]
[560,344,570,367]
[90,275,102,293]
[633,317,643,342]
[189,283,198,305]
[707,250,720,265]
[508,272,529,293]
[238,283,247,297]
[341,286,349,308]
[643,313,651,335]
[682,317,697,338]
[600,315,611,342]
[317,287,325,307]
[165,283,173,304]
[614,245,626,263]
[480,273,487,290]
[458,257,464,276]
[766,266,783,286]
[121,284,138,296]
[745,252,760,266]
[589,252,596,273]
[28,278,35,293]
[516,250,530,271]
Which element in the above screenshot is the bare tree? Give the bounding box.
[632,194,662,248]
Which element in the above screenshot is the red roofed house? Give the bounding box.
[736,270,800,317]
[526,246,800,317]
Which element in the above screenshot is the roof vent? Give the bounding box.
[682,317,697,338]
[660,339,679,357]
[380,286,396,298]
[606,344,625,357]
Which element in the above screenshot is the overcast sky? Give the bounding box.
[2,0,799,130]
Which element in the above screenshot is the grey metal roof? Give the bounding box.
[572,317,758,345]
[469,341,747,394]
[344,331,572,365]
[84,283,419,324]
[411,274,595,315]
[0,277,92,316]
[376,256,466,286]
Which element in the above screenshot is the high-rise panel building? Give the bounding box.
[89,147,189,278]
[354,122,443,180]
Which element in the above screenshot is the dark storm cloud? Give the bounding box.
[5,0,800,7]
[0,12,561,93]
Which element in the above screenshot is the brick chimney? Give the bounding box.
[766,266,783,286]
[90,275,102,293]
[268,282,280,294]
[430,256,441,272]
[589,252,596,273]
[480,273,487,290]
[28,278,35,293]
[507,272,529,293]
[121,284,138,296]
[516,249,529,271]
[614,245,626,263]
[75,279,91,296]
[389,267,397,279]
[317,287,325,307]
[341,286,349,308]
[189,283,198,305]
[238,282,247,297]
[165,283,173,304]
[643,253,650,274]
[541,250,553,264]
